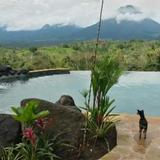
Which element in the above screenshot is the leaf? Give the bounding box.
[11,100,49,126]
[34,110,49,119]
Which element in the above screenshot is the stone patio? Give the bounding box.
[101,114,160,160]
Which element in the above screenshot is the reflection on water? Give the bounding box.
[0,84,9,94]
[0,71,160,115]
[0,76,29,84]
[0,88,6,92]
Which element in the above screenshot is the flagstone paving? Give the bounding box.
[101,114,160,160]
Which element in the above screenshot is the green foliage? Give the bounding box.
[11,101,49,126]
[91,55,122,108]
[36,137,60,160]
[29,47,38,53]
[0,146,23,160]
[81,55,122,150]
[13,136,61,160]
[86,96,119,142]
[0,101,68,160]
[0,136,62,160]
[1,40,160,71]
[87,118,117,140]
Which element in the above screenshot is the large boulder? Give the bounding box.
[56,95,81,112]
[0,114,22,147]
[56,95,76,106]
[21,97,85,157]
[20,96,117,159]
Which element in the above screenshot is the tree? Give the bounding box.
[29,47,38,54]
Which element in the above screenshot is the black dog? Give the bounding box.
[137,110,148,139]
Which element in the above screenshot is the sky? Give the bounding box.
[0,0,160,31]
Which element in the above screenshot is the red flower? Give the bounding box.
[35,118,48,130]
[23,128,36,145]
[96,115,103,124]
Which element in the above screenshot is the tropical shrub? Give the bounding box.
[0,101,63,160]
[81,55,122,149]
[1,40,160,71]
[11,101,49,127]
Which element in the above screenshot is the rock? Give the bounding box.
[16,69,29,75]
[56,95,81,112]
[0,114,22,147]
[21,98,85,157]
[16,70,22,75]
[0,64,29,79]
[106,124,117,151]
[56,95,76,106]
[9,69,16,75]
[21,97,117,159]
[0,65,12,72]
[20,69,29,75]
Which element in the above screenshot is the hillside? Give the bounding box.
[0,5,160,46]
[73,18,160,40]
[0,40,160,71]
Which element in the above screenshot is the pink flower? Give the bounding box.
[23,128,36,145]
[35,118,48,130]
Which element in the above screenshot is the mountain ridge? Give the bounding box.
[0,8,160,47]
[73,18,160,40]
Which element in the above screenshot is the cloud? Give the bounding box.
[115,5,146,22]
[0,0,101,30]
[0,0,159,31]
[102,0,160,23]
[116,13,146,23]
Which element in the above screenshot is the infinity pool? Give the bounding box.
[0,71,160,116]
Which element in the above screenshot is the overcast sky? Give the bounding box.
[0,0,160,31]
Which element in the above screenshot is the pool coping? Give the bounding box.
[100,114,160,160]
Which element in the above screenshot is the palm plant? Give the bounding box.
[82,55,122,150]
[91,56,122,109]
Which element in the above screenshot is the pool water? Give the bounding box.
[0,71,160,116]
